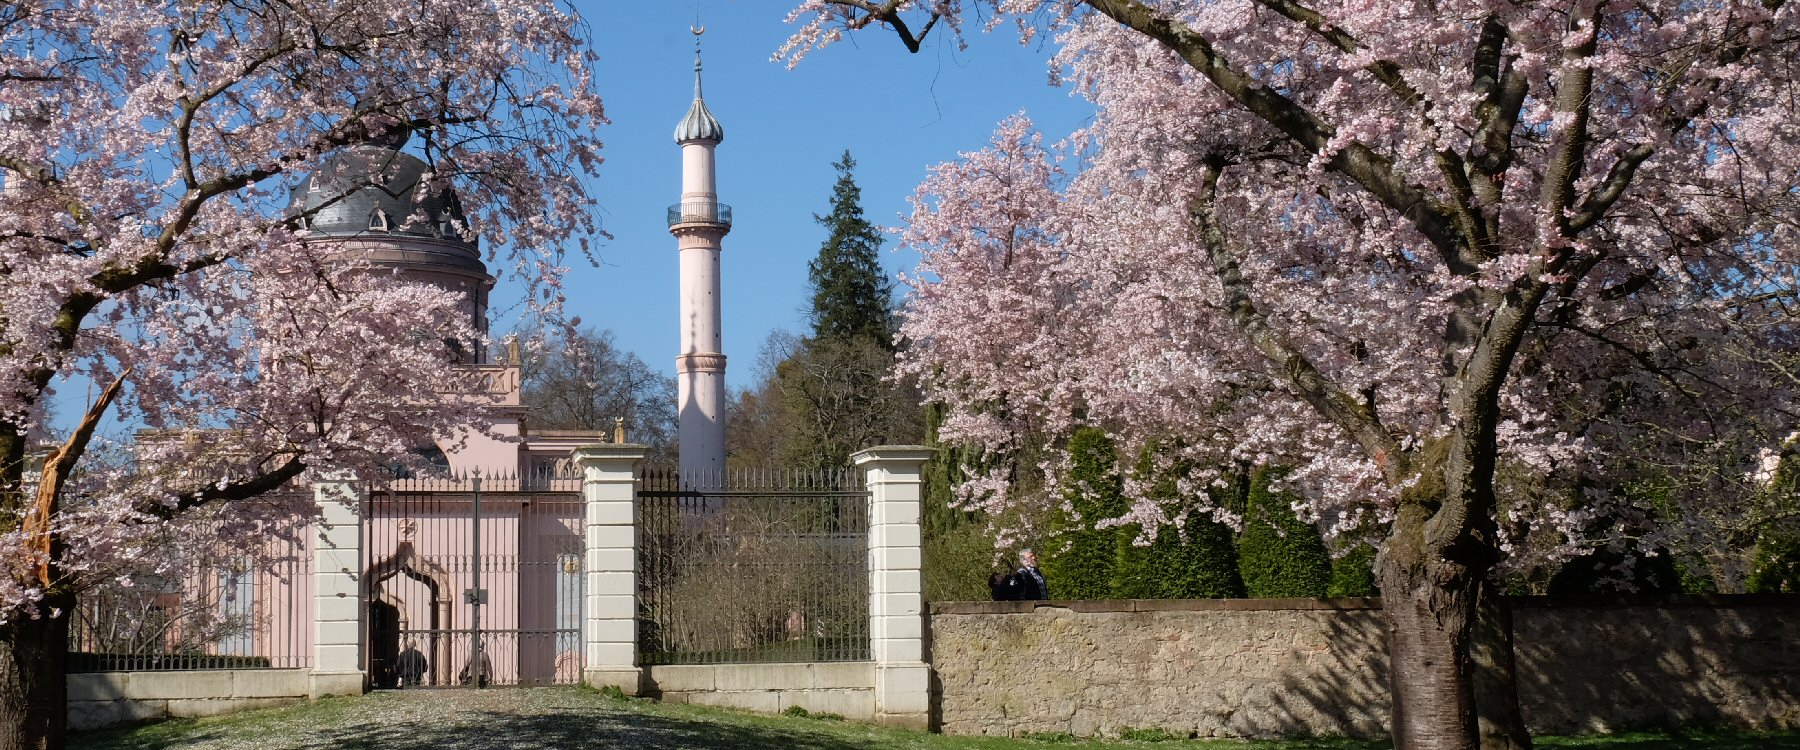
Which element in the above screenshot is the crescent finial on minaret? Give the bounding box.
[673,21,724,144]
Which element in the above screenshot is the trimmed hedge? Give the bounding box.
[67,653,273,673]
[1113,446,1244,599]
[1041,428,1125,600]
[1327,543,1380,598]
[1747,529,1800,594]
[1237,466,1331,598]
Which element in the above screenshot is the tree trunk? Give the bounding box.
[0,593,71,750]
[1381,512,1481,750]
[1473,585,1532,750]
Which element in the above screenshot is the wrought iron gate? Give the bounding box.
[364,471,584,687]
[637,468,871,665]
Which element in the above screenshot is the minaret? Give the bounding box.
[669,26,729,481]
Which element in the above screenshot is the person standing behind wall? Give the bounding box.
[988,556,1020,601]
[1015,548,1049,600]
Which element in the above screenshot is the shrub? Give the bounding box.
[1113,445,1244,599]
[1546,545,1685,595]
[1747,530,1800,593]
[1327,543,1380,598]
[1041,428,1126,599]
[1118,726,1184,741]
[1238,466,1331,598]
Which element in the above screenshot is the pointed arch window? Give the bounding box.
[369,209,390,231]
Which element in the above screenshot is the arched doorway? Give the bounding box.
[369,600,402,689]
[364,536,454,686]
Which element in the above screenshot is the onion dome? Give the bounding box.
[673,29,724,145]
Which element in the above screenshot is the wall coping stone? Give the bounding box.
[930,593,1800,615]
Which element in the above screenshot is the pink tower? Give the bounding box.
[669,26,729,480]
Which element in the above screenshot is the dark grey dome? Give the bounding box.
[288,144,476,251]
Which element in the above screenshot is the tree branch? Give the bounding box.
[23,368,129,589]
[1191,157,1407,482]
[1082,0,1469,268]
[1537,7,1601,234]
[831,0,942,52]
[133,455,309,522]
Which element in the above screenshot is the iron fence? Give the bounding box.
[638,467,870,665]
[365,468,585,687]
[68,509,314,672]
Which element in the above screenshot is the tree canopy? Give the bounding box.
[0,2,603,745]
[781,1,1800,748]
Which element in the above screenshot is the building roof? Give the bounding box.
[673,32,724,144]
[288,141,477,252]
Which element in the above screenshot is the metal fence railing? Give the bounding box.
[637,467,870,665]
[665,201,733,228]
[69,510,314,673]
[365,468,585,687]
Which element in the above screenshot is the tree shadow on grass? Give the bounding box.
[83,702,895,750]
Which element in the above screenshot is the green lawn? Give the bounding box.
[75,687,1800,750]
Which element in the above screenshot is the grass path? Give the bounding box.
[76,687,1800,750]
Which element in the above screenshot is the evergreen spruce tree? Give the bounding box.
[806,150,895,346]
[1113,445,1244,599]
[1237,466,1332,598]
[1040,427,1126,599]
[774,151,923,469]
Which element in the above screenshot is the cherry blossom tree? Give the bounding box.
[0,2,602,747]
[781,2,1800,749]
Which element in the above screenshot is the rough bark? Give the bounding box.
[0,594,70,750]
[1381,499,1481,750]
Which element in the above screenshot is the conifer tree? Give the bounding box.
[1238,467,1332,598]
[773,151,921,469]
[806,150,895,346]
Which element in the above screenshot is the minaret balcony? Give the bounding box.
[667,201,733,229]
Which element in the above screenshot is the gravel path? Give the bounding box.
[84,688,914,750]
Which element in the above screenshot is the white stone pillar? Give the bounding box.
[852,445,935,730]
[575,444,648,694]
[310,474,365,698]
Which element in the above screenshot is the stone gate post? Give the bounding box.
[575,444,648,694]
[310,474,366,698]
[852,445,936,730]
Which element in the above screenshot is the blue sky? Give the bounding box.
[55,3,1096,439]
[546,2,1097,390]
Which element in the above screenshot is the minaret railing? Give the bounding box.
[666,201,733,228]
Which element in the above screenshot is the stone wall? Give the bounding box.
[67,669,312,730]
[1512,597,1800,733]
[928,595,1800,739]
[645,662,875,718]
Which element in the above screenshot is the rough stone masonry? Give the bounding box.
[927,596,1800,739]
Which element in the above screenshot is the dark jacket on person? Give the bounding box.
[989,570,1019,601]
[1015,565,1049,600]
